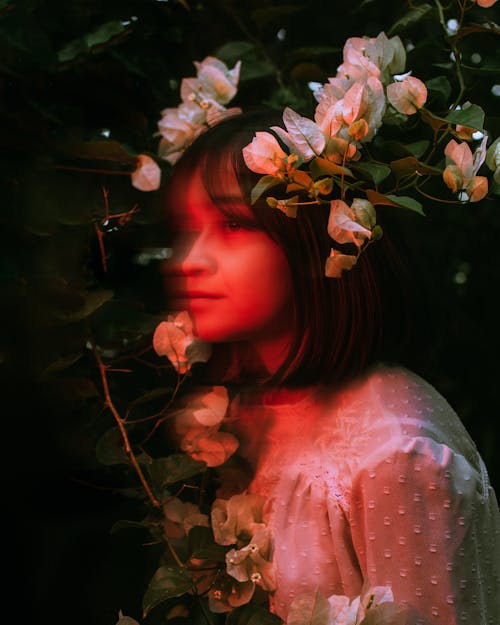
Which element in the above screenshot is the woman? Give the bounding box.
[162,110,500,625]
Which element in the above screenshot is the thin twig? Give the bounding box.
[92,344,161,508]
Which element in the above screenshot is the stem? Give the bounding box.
[92,344,161,508]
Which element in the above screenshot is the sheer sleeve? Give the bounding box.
[349,435,500,625]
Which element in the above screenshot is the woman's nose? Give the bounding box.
[168,230,216,276]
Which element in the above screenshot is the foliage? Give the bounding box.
[1,1,499,624]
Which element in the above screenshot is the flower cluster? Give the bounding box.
[153,310,212,374]
[242,29,496,278]
[174,385,239,467]
[157,56,242,165]
[209,493,275,612]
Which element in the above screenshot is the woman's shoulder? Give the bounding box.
[317,362,482,471]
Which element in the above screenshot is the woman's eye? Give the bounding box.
[223,220,243,232]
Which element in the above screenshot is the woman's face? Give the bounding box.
[165,169,294,365]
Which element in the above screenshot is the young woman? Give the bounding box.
[162,110,500,625]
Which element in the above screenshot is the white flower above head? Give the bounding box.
[153,310,212,374]
[242,131,289,176]
[193,56,241,105]
[156,56,242,166]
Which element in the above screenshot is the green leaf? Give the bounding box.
[385,194,425,215]
[250,175,282,204]
[426,76,452,103]
[96,427,129,466]
[58,21,127,62]
[148,455,206,490]
[226,604,283,625]
[54,289,114,322]
[86,21,127,47]
[351,162,391,185]
[142,566,193,617]
[444,104,485,131]
[388,3,434,35]
[215,41,255,65]
[40,353,84,377]
[405,140,430,159]
[389,156,441,180]
[187,526,228,561]
[286,589,331,625]
[310,157,352,179]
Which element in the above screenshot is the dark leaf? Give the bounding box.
[96,427,129,466]
[226,604,283,625]
[142,566,193,617]
[148,455,206,490]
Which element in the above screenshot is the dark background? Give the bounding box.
[1,1,499,623]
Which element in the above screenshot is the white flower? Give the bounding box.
[242,131,289,176]
[193,56,241,105]
[152,310,212,373]
[211,493,267,546]
[225,527,276,591]
[157,105,205,165]
[131,154,161,191]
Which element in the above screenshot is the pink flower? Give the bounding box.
[341,32,406,85]
[386,76,427,114]
[271,107,325,162]
[153,311,212,373]
[131,154,161,191]
[157,103,205,165]
[443,137,488,202]
[315,78,385,142]
[175,386,229,433]
[476,0,497,6]
[180,427,239,467]
[327,199,376,247]
[242,131,288,175]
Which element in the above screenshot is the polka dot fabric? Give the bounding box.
[230,364,500,624]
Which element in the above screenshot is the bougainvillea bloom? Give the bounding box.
[327,199,375,247]
[442,137,488,202]
[131,154,161,191]
[386,75,428,114]
[242,131,289,175]
[153,310,211,373]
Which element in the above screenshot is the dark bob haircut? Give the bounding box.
[164,108,428,388]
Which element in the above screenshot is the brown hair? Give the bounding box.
[164,109,422,388]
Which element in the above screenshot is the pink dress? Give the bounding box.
[229,364,500,624]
